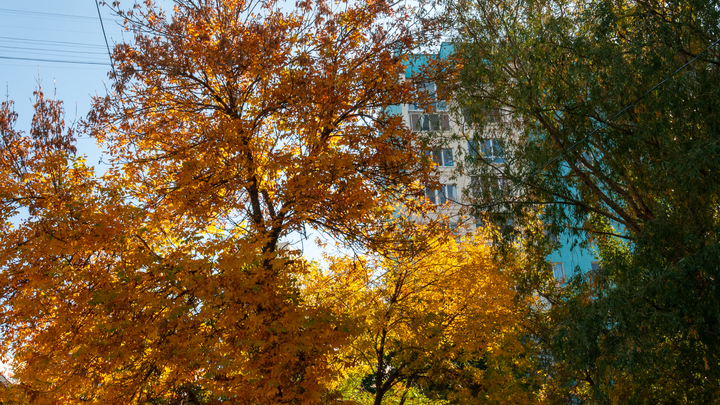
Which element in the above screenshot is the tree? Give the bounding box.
[441,0,720,402]
[0,0,436,403]
[307,227,539,405]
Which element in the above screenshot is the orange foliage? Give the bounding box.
[0,0,434,403]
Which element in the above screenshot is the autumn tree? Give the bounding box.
[439,0,720,402]
[0,0,437,403]
[307,227,539,405]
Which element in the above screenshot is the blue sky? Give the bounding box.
[0,1,332,265]
[0,1,130,167]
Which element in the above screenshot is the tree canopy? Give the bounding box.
[307,230,538,405]
[3,0,719,403]
[444,0,720,402]
[0,0,437,403]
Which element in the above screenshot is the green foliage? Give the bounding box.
[334,369,449,405]
[443,0,720,402]
[142,384,208,405]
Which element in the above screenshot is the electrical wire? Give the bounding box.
[0,62,106,70]
[537,37,720,173]
[0,56,109,66]
[0,44,107,56]
[94,0,116,75]
[0,15,113,66]
[0,24,111,36]
[0,36,107,49]
[0,7,120,22]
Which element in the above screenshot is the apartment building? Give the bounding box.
[396,43,599,279]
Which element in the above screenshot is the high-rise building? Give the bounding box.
[398,43,599,279]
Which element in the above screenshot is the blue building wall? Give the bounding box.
[547,235,598,277]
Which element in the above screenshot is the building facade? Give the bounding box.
[398,44,599,279]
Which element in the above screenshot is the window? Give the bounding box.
[425,184,457,205]
[410,113,450,132]
[470,175,480,194]
[591,261,601,272]
[545,230,559,244]
[408,82,449,129]
[429,148,454,167]
[425,187,437,204]
[470,175,508,197]
[475,215,483,229]
[439,184,456,204]
[442,148,454,166]
[551,262,565,280]
[409,101,447,112]
[420,81,436,103]
[410,82,447,112]
[481,139,504,163]
[468,139,504,163]
[463,108,501,127]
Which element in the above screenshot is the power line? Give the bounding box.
[0,45,107,56]
[0,56,109,66]
[0,36,107,49]
[0,7,120,22]
[95,0,116,76]
[0,62,108,71]
[0,23,110,36]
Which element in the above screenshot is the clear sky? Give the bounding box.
[0,1,130,167]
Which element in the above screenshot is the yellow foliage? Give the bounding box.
[307,226,540,405]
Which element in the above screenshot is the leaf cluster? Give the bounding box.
[441,0,720,402]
